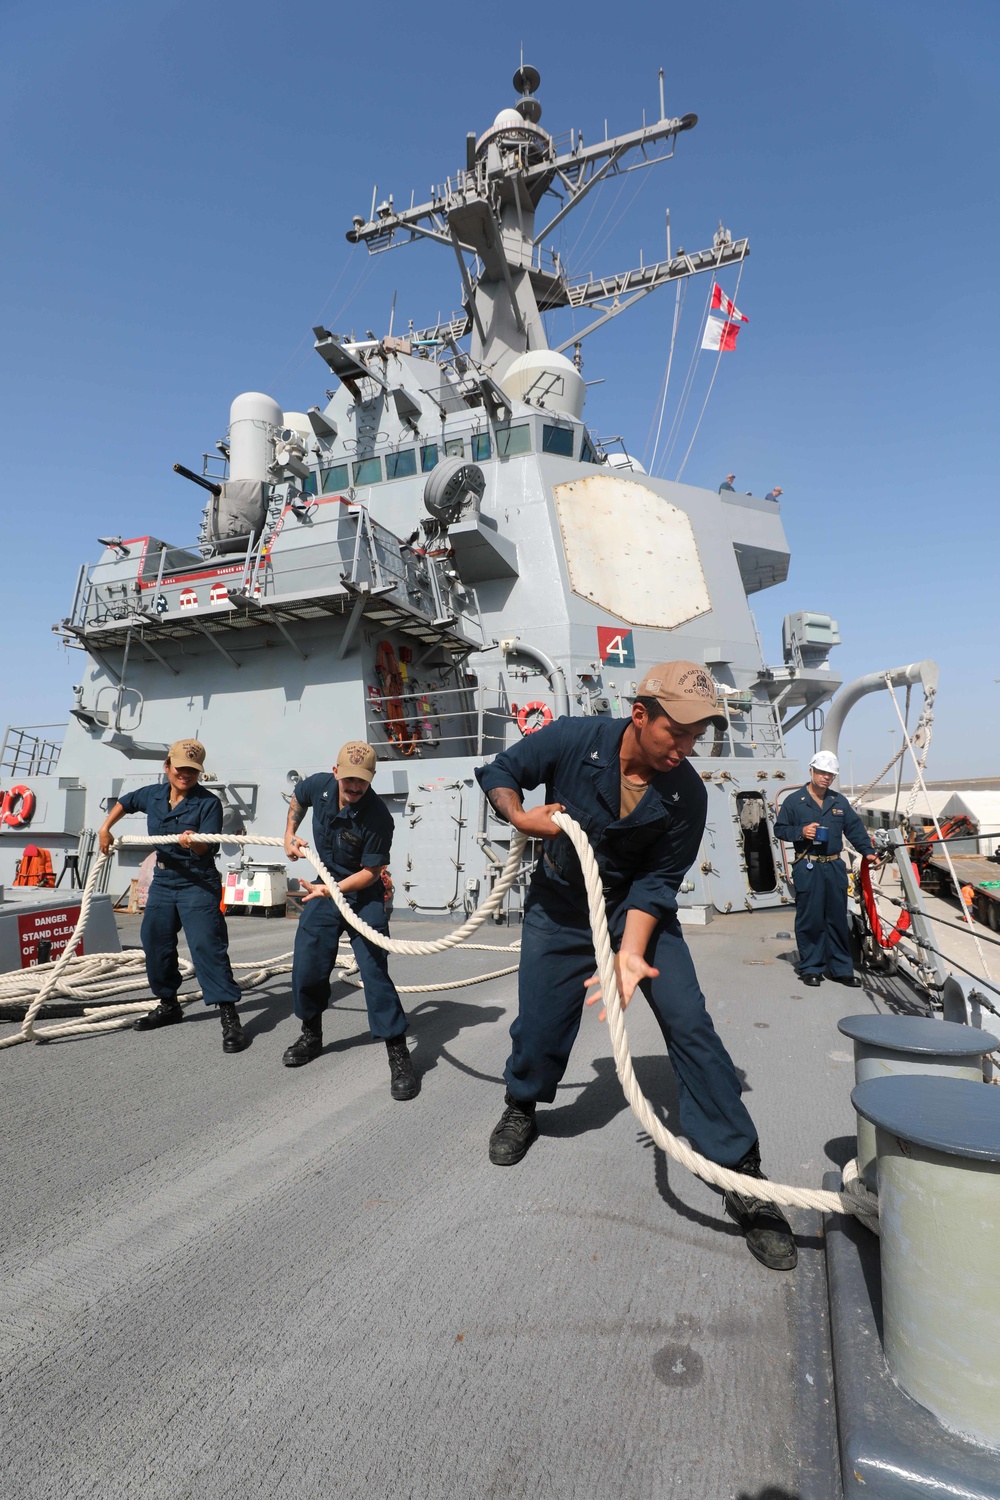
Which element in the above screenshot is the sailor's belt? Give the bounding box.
[794,852,841,864]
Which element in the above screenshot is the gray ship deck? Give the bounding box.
[0,909,906,1500]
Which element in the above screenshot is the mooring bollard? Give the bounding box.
[852,1075,1000,1451]
[838,1014,998,1191]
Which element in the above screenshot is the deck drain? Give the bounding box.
[651,1343,703,1388]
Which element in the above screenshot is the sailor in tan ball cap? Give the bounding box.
[97,738,247,1054]
[281,741,417,1100]
[476,661,797,1271]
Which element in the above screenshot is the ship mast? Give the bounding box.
[345,66,748,378]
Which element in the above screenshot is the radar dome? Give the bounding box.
[499,351,586,420]
[492,108,526,132]
[605,452,647,475]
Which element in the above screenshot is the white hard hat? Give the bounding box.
[810,750,840,775]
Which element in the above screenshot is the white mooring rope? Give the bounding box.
[0,825,878,1229]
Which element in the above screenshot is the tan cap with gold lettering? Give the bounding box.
[167,739,207,770]
[635,662,726,729]
[335,741,377,783]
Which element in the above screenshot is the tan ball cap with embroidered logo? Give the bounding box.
[635,662,727,730]
[335,741,377,784]
[167,739,207,770]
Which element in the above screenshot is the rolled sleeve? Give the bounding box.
[116,787,150,817]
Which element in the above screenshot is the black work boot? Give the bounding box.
[133,998,184,1031]
[385,1035,419,1100]
[219,1002,248,1054]
[488,1091,538,1166]
[282,1022,322,1068]
[723,1142,797,1271]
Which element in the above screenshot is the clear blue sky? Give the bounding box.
[2,0,997,782]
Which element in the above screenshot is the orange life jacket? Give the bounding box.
[13,845,55,887]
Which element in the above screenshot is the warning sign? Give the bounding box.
[17,907,84,968]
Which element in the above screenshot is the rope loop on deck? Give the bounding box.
[0,824,879,1228]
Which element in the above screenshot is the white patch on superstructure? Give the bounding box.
[553,474,711,629]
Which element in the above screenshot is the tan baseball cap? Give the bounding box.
[167,738,206,770]
[335,741,377,783]
[635,661,727,729]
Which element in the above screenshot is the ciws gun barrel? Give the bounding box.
[173,463,222,498]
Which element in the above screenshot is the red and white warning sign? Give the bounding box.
[210,583,229,606]
[179,587,198,610]
[17,906,84,968]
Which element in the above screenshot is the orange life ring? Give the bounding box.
[516,701,553,735]
[1,785,35,827]
[375,640,416,756]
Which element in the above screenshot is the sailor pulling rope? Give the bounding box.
[0,820,877,1233]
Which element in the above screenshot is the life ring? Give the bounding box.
[517,701,553,735]
[1,785,35,828]
[375,640,416,756]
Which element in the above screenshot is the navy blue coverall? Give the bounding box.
[476,716,758,1168]
[117,783,241,1007]
[291,775,406,1039]
[773,787,876,978]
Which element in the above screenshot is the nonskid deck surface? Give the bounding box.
[0,910,902,1500]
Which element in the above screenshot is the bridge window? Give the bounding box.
[496,424,531,457]
[471,432,491,461]
[542,424,574,457]
[420,444,439,471]
[302,471,318,496]
[445,438,465,457]
[352,457,383,486]
[386,449,417,479]
[580,434,600,464]
[321,463,350,493]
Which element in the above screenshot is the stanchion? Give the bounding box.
[838,1014,998,1190]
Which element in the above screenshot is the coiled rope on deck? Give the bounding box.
[0,825,878,1228]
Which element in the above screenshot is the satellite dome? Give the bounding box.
[492,107,525,132]
[475,106,550,158]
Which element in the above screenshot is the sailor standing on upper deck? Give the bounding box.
[773,749,878,988]
[98,738,248,1053]
[282,741,418,1101]
[476,662,797,1273]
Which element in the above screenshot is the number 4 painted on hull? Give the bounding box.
[597,627,635,668]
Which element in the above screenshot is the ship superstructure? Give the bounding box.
[0,68,844,915]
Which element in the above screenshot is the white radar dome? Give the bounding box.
[499,350,586,420]
[605,451,647,475]
[229,392,283,482]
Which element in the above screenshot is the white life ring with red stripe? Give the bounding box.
[516,701,553,735]
[1,785,35,827]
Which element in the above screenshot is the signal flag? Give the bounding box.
[701,316,742,352]
[710,283,748,322]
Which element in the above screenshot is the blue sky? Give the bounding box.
[2,0,997,781]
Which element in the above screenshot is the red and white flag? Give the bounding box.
[701,316,742,352]
[711,283,748,322]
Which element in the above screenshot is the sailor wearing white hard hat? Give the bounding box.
[773,749,879,988]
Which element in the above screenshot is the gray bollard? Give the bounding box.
[838,1014,998,1191]
[852,1075,1000,1451]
